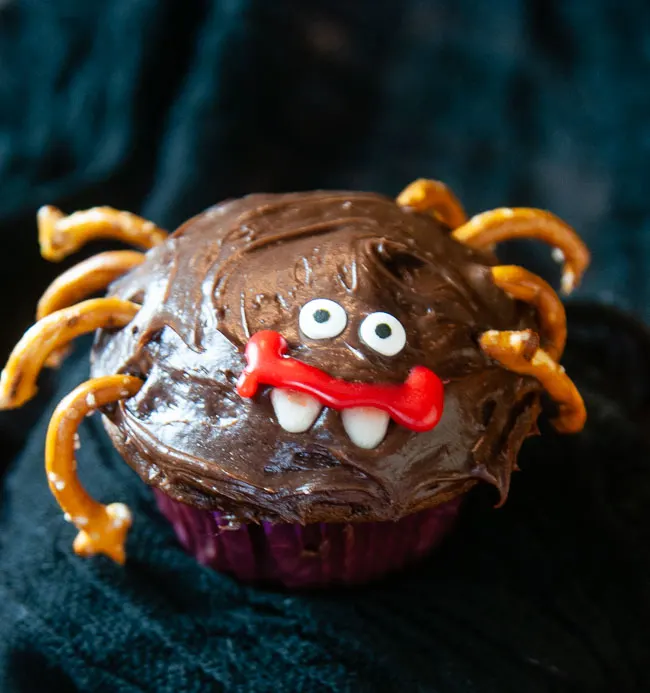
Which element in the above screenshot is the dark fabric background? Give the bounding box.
[1,1,649,691]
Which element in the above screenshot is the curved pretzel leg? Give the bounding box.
[46,375,143,563]
[452,208,590,294]
[479,329,586,433]
[491,266,567,360]
[397,179,468,228]
[38,206,167,262]
[37,251,145,320]
[36,251,145,368]
[0,298,140,409]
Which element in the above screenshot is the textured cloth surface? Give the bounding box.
[1,307,649,692]
[1,1,650,691]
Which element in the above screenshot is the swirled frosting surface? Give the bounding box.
[91,192,542,523]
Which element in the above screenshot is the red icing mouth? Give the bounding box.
[236,330,444,433]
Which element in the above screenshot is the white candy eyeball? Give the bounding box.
[359,312,407,356]
[299,299,348,340]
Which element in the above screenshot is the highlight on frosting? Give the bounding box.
[0,179,590,564]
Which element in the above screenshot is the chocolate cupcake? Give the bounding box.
[0,179,590,587]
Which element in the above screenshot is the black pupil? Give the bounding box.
[375,323,392,339]
[313,309,330,323]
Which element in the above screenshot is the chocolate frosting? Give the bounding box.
[90,191,543,524]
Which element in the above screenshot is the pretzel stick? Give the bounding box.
[46,375,143,564]
[0,298,140,409]
[397,178,468,228]
[452,208,590,294]
[37,251,144,319]
[36,251,144,368]
[38,206,166,262]
[491,265,567,360]
[479,329,586,433]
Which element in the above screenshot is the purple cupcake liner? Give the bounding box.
[154,490,462,588]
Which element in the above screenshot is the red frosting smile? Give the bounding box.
[236,330,445,433]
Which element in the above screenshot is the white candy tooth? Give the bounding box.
[341,407,390,449]
[270,388,323,433]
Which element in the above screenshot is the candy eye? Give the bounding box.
[299,299,348,339]
[359,312,407,356]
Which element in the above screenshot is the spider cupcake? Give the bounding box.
[0,179,589,587]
